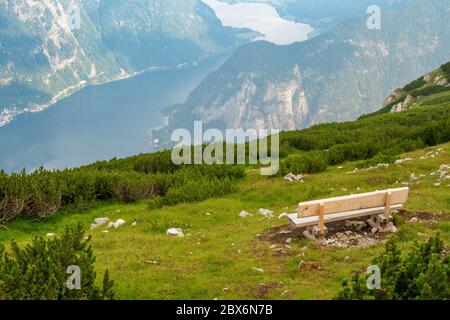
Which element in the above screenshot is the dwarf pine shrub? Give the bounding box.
[0,224,114,300]
[336,234,450,300]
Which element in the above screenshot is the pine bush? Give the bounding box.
[0,224,114,300]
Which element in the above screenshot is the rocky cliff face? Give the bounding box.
[0,0,248,126]
[154,0,450,145]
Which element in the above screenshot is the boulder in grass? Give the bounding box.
[258,208,274,218]
[90,223,100,230]
[113,219,126,228]
[94,217,110,226]
[167,228,184,237]
[239,211,252,218]
[283,173,304,182]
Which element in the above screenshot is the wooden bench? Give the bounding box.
[287,187,409,241]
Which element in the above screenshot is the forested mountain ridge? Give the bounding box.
[0,0,249,126]
[154,0,450,145]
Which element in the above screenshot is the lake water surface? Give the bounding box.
[0,57,226,173]
[202,0,313,45]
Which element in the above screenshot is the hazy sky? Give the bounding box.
[202,0,314,45]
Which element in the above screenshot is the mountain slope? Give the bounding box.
[154,0,450,145]
[361,61,450,117]
[0,0,249,126]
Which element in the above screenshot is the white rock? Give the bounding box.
[371,228,378,235]
[285,238,293,244]
[410,217,418,223]
[258,208,274,218]
[278,213,288,220]
[252,267,264,273]
[410,173,419,181]
[113,219,126,228]
[131,221,137,226]
[90,223,100,230]
[46,233,56,237]
[107,222,115,228]
[434,182,441,187]
[102,230,109,234]
[283,173,304,182]
[239,211,252,218]
[94,217,109,226]
[167,228,184,237]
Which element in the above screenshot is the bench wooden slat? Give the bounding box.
[288,204,404,227]
[298,187,409,218]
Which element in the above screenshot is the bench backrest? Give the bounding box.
[298,187,409,218]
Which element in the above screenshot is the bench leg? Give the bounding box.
[303,225,328,242]
[367,214,397,233]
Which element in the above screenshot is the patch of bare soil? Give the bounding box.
[398,209,450,224]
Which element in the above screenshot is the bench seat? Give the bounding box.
[287,204,404,227]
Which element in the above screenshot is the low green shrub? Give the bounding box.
[0,224,114,300]
[284,151,328,174]
[336,234,450,300]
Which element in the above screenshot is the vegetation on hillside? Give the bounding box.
[0,159,245,224]
[1,87,449,224]
[360,62,450,118]
[279,104,450,174]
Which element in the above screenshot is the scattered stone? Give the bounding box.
[285,238,292,244]
[46,233,56,237]
[94,217,109,226]
[239,211,252,218]
[145,260,159,265]
[344,256,350,261]
[167,228,184,237]
[112,219,126,228]
[107,222,115,228]
[410,173,419,182]
[401,182,409,186]
[410,217,419,223]
[252,267,264,273]
[258,208,274,218]
[131,221,137,226]
[395,158,413,165]
[283,173,304,182]
[278,213,288,220]
[371,228,379,235]
[344,220,367,231]
[434,182,441,187]
[101,230,109,234]
[90,223,100,230]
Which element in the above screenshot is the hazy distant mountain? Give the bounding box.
[154,0,450,145]
[222,0,408,36]
[0,0,249,126]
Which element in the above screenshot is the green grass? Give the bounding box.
[1,144,449,300]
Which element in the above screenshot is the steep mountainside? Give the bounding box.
[0,0,249,126]
[154,0,450,146]
[361,61,450,117]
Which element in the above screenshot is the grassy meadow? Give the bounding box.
[1,143,449,300]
